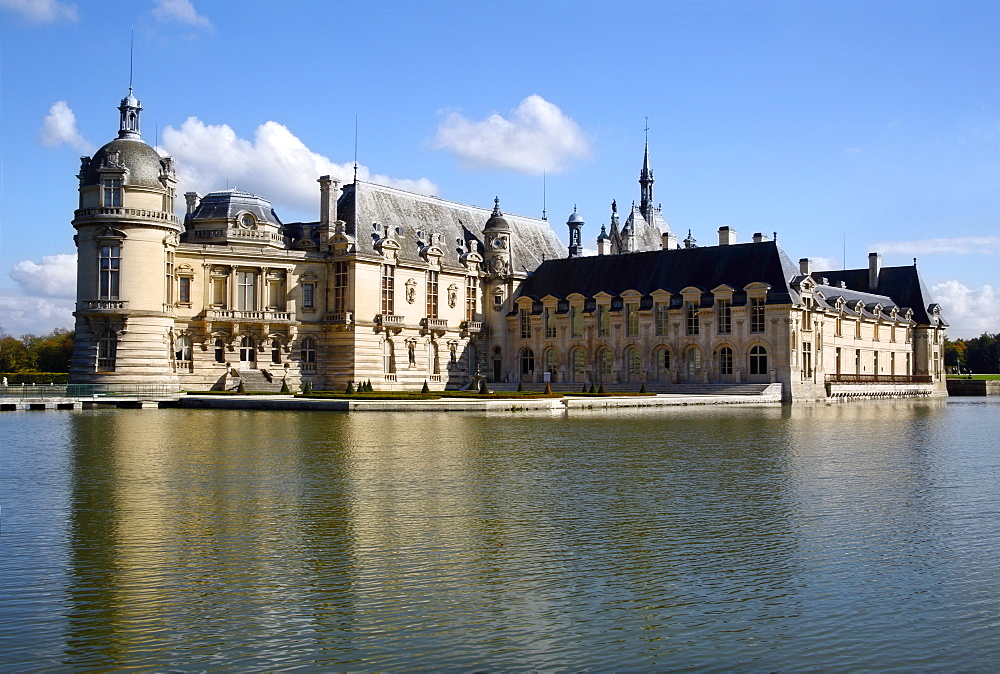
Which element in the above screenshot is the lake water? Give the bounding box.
[1,399,999,671]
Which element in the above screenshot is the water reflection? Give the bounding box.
[1,399,994,669]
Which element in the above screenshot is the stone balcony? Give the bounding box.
[77,300,129,313]
[422,317,448,334]
[323,311,353,326]
[74,207,180,226]
[374,313,404,333]
[205,309,294,325]
[461,320,483,334]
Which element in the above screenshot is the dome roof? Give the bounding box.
[482,197,510,233]
[189,189,283,227]
[82,138,166,189]
[567,208,584,224]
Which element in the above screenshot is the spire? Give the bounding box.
[118,89,142,140]
[639,119,654,221]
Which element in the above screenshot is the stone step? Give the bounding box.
[486,382,773,396]
[233,368,286,393]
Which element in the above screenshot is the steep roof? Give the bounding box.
[813,265,942,325]
[518,241,802,305]
[623,206,669,251]
[338,182,565,269]
[189,189,283,226]
[82,138,167,189]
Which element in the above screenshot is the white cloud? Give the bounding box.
[10,253,77,299]
[844,148,862,155]
[931,281,1000,339]
[806,256,842,272]
[433,94,590,174]
[0,0,77,22]
[39,100,95,153]
[152,0,211,29]
[160,117,437,218]
[0,292,74,337]
[870,236,1000,256]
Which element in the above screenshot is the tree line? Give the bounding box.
[0,328,74,373]
[944,333,1000,374]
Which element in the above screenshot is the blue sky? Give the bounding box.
[1,0,998,338]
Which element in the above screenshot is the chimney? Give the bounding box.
[799,257,812,275]
[718,226,737,246]
[662,231,678,250]
[752,232,768,243]
[868,252,881,290]
[184,191,200,215]
[319,175,339,226]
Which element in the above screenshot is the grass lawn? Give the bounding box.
[947,374,1000,380]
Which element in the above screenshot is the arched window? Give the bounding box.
[214,339,226,363]
[301,337,316,373]
[571,347,586,382]
[545,348,559,377]
[597,348,612,381]
[271,340,282,364]
[625,346,641,382]
[654,347,671,382]
[383,339,395,374]
[520,348,535,376]
[175,335,193,371]
[719,346,733,376]
[430,342,440,374]
[240,336,256,364]
[684,346,702,380]
[749,345,768,376]
[97,330,117,372]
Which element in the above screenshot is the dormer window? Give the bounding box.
[240,214,256,230]
[103,178,122,207]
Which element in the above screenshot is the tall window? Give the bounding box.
[626,346,641,381]
[544,308,556,338]
[99,245,120,300]
[165,251,174,305]
[686,301,699,336]
[212,277,227,307]
[215,339,226,363]
[520,309,531,339]
[717,299,732,334]
[383,339,395,374]
[546,348,559,377]
[836,316,843,337]
[239,336,256,363]
[571,347,586,382]
[749,345,768,376]
[597,348,612,381]
[719,346,733,375]
[655,302,669,336]
[855,319,862,340]
[237,271,256,311]
[174,335,192,371]
[426,270,439,318]
[271,340,282,364]
[655,347,670,381]
[520,348,535,376]
[465,276,477,322]
[598,305,610,337]
[96,330,117,372]
[301,336,317,373]
[855,348,862,374]
[802,341,812,378]
[333,262,348,312]
[750,297,765,333]
[625,303,639,336]
[102,178,122,207]
[267,276,285,310]
[381,265,395,314]
[178,277,191,304]
[571,306,584,338]
[302,282,315,310]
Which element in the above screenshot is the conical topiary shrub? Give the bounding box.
[236,380,246,394]
[582,383,588,393]
[345,381,355,394]
[421,380,430,394]
[280,379,290,394]
[598,382,607,394]
[544,382,553,394]
[479,379,490,394]
[302,380,312,395]
[517,381,525,392]
[590,382,597,395]
[640,383,647,394]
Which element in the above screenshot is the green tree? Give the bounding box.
[0,335,32,372]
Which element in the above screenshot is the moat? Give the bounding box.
[2,399,998,670]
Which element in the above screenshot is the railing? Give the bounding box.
[205,309,293,323]
[423,317,448,331]
[75,207,180,225]
[301,363,317,374]
[384,374,397,382]
[826,374,933,384]
[375,314,404,326]
[323,311,353,325]
[0,384,180,399]
[79,300,128,311]
[187,228,287,245]
[429,375,441,382]
[461,321,483,333]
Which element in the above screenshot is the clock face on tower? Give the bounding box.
[492,237,506,250]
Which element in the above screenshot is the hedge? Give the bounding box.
[2,372,70,385]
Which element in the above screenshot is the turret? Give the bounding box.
[482,197,512,278]
[566,206,584,258]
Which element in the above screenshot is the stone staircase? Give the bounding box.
[485,382,774,396]
[232,368,286,393]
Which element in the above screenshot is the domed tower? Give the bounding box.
[70,90,181,385]
[482,197,512,278]
[566,206,584,258]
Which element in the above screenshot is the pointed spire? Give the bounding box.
[492,196,501,216]
[118,89,142,140]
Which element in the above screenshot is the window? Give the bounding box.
[874,322,881,341]
[383,339,395,374]
[165,251,174,305]
[598,305,610,337]
[212,277,227,307]
[835,347,842,375]
[329,262,346,312]
[520,309,531,339]
[426,270,439,318]
[802,298,812,330]
[96,330,117,372]
[750,297,765,333]
[239,336,256,363]
[625,303,639,336]
[626,346,641,380]
[749,345,768,376]
[802,341,812,379]
[178,276,191,304]
[271,340,281,364]
[836,316,843,337]
[891,324,897,342]
[520,348,535,375]
[655,348,670,381]
[102,178,122,207]
[267,276,285,310]
[717,299,732,334]
[719,346,733,375]
[655,302,669,336]
[302,282,315,310]
[571,306,584,338]
[381,265,394,314]
[174,335,192,372]
[544,308,556,339]
[215,339,226,363]
[237,271,256,311]
[99,245,120,300]
[855,348,862,374]
[546,348,559,376]
[301,337,317,373]
[891,352,896,375]
[430,342,440,374]
[597,348,612,381]
[686,301,699,336]
[855,319,862,340]
[465,276,477,322]
[571,347,586,382]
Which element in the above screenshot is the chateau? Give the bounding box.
[70,91,948,401]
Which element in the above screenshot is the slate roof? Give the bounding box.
[337,181,565,270]
[83,138,167,189]
[623,205,671,250]
[189,189,283,227]
[813,265,943,325]
[517,241,802,308]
